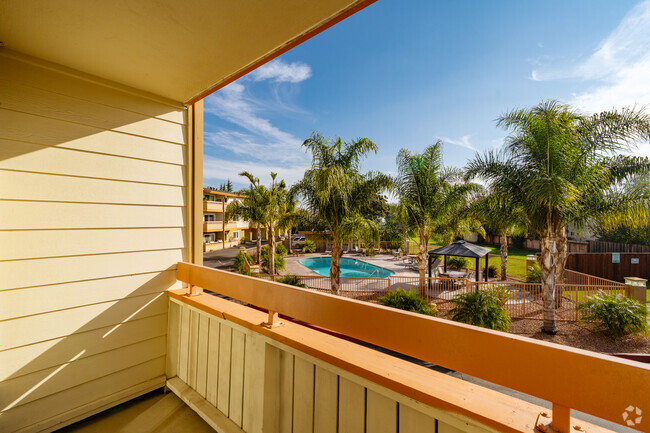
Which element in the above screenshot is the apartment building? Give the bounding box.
[203,189,259,251]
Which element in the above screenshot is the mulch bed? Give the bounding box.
[508,318,650,354]
[436,311,650,353]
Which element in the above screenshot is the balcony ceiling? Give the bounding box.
[0,0,373,104]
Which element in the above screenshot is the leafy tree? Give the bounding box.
[395,141,484,294]
[292,132,392,293]
[470,190,528,280]
[466,100,650,333]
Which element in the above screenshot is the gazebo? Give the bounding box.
[428,240,491,282]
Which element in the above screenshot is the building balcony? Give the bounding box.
[203,222,245,232]
[203,201,225,212]
[165,262,649,433]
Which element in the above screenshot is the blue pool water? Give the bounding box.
[299,257,395,278]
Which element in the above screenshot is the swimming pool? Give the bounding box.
[299,257,395,278]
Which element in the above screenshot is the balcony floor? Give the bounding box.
[58,388,214,433]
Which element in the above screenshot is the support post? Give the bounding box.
[187,284,203,296]
[475,257,480,283]
[551,403,571,433]
[443,255,448,272]
[427,254,432,292]
[485,254,489,282]
[262,310,283,328]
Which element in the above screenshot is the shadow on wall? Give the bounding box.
[0,52,190,432]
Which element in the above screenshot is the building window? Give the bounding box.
[204,233,216,243]
[204,194,217,201]
[233,231,239,239]
[205,214,216,222]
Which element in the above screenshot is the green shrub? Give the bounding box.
[450,289,511,332]
[276,275,307,288]
[240,236,250,244]
[526,262,541,283]
[233,251,254,275]
[486,264,500,278]
[447,256,469,270]
[379,289,437,316]
[299,240,316,253]
[577,291,649,339]
[275,243,288,256]
[261,245,286,271]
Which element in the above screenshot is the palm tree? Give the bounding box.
[395,141,484,294]
[262,172,287,275]
[225,172,267,264]
[469,190,527,281]
[466,100,650,333]
[292,132,392,293]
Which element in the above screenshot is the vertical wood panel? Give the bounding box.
[188,310,200,389]
[438,421,466,433]
[293,357,315,433]
[229,329,246,426]
[217,324,232,414]
[205,317,220,406]
[338,377,365,433]
[278,350,294,433]
[178,305,190,383]
[313,366,338,433]
[366,389,397,433]
[165,300,180,379]
[399,405,437,433]
[196,314,209,397]
[242,336,265,433]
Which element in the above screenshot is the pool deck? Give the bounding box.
[283,252,421,277]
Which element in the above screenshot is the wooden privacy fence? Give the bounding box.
[566,252,650,282]
[260,274,626,321]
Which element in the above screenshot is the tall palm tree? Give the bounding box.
[470,190,527,280]
[466,100,650,333]
[262,172,287,275]
[395,141,484,294]
[225,172,266,264]
[292,132,392,293]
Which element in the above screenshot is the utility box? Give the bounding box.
[624,277,647,305]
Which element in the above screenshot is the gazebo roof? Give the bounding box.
[428,240,490,258]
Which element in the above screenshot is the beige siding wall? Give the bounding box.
[0,54,189,432]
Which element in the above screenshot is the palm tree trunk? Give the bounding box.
[268,225,275,275]
[500,232,508,281]
[330,236,341,294]
[256,227,262,264]
[540,233,558,333]
[554,227,567,308]
[417,230,428,297]
[287,228,293,254]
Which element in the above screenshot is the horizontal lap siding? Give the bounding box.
[0,54,188,432]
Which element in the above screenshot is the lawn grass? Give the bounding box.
[409,239,535,279]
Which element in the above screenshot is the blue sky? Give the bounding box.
[204,0,650,190]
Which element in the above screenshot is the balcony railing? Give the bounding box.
[203,201,225,212]
[167,262,649,433]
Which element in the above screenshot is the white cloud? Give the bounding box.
[203,61,314,187]
[250,59,312,83]
[527,1,650,157]
[441,135,476,151]
[204,155,308,187]
[531,0,650,114]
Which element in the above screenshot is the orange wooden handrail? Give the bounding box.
[176,262,649,431]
